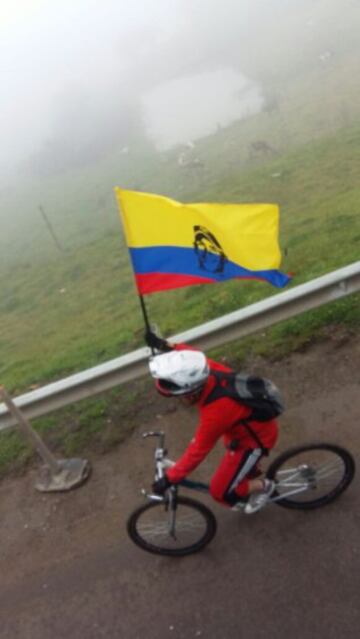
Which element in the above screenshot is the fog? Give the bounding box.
[143,69,263,150]
[1,0,359,183]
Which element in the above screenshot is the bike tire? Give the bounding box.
[266,442,355,510]
[127,496,217,557]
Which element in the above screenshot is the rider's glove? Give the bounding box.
[145,330,173,353]
[152,474,172,495]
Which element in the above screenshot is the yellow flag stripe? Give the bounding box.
[115,188,281,271]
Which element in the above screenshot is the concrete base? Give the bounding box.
[35,458,91,492]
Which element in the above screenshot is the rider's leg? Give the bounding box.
[209,421,279,507]
[209,447,264,506]
[241,418,280,497]
[244,479,276,514]
[248,478,266,493]
[242,422,279,512]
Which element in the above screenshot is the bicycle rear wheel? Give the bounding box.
[127,496,217,556]
[267,443,355,510]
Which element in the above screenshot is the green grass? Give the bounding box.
[1,123,359,395]
[0,377,158,477]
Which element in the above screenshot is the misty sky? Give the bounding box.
[1,0,178,173]
[1,0,358,179]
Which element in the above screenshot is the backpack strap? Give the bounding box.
[233,419,269,456]
[202,370,233,406]
[205,371,269,455]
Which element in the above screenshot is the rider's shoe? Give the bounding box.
[231,500,246,512]
[244,479,275,515]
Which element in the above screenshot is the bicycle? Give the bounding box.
[127,431,355,557]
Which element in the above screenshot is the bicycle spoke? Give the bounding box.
[315,462,344,479]
[277,481,308,488]
[137,515,208,537]
[271,485,309,501]
[276,468,306,483]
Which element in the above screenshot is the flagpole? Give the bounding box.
[139,294,155,355]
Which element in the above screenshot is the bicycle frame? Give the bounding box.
[141,431,313,506]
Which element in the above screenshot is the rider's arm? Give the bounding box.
[144,332,196,353]
[166,399,248,483]
[166,415,224,483]
[144,330,173,352]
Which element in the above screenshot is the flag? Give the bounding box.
[114,188,291,295]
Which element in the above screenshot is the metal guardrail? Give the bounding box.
[1,261,359,432]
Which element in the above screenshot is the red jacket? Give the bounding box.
[166,348,277,483]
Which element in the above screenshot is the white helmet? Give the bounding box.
[149,350,209,396]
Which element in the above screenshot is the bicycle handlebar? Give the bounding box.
[142,431,165,449]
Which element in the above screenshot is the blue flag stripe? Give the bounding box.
[129,246,290,288]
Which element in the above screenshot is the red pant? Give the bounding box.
[209,422,278,506]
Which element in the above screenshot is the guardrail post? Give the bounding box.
[0,386,91,492]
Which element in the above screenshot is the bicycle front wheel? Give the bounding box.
[267,443,355,510]
[127,496,217,557]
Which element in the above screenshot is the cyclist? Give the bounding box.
[145,331,279,514]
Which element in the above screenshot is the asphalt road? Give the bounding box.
[0,335,359,638]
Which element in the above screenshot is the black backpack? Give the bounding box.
[203,371,284,454]
[203,370,284,422]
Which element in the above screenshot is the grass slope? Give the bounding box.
[1,124,359,395]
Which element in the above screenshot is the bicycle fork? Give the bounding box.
[166,487,178,540]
